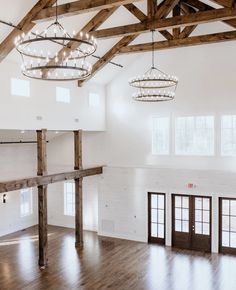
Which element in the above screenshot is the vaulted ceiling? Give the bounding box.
[0,0,235,85]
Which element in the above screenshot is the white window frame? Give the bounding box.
[64,181,75,216]
[20,188,33,217]
[175,115,215,156]
[152,117,170,155]
[11,78,30,97]
[56,87,71,104]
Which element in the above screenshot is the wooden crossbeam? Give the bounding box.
[148,0,157,17]
[119,30,236,54]
[33,0,141,22]
[124,3,173,40]
[0,167,103,194]
[78,0,178,86]
[173,5,181,38]
[0,0,56,63]
[179,2,197,39]
[91,7,236,39]
[183,0,236,29]
[209,0,234,7]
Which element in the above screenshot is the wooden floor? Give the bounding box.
[0,226,236,290]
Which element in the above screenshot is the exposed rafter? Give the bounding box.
[78,0,179,86]
[183,0,236,29]
[91,7,236,39]
[33,0,141,22]
[0,0,57,63]
[119,30,236,53]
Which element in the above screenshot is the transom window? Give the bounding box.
[64,181,75,216]
[175,116,214,156]
[11,78,30,97]
[56,87,70,103]
[221,115,236,156]
[152,117,170,155]
[20,188,33,217]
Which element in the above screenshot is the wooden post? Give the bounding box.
[74,130,83,247]
[37,129,48,268]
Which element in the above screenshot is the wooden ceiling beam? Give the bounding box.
[33,0,141,22]
[148,0,157,17]
[208,0,234,8]
[179,2,198,38]
[119,30,236,54]
[91,7,236,39]
[124,3,173,40]
[0,0,56,63]
[0,166,103,194]
[78,0,178,86]
[173,5,181,38]
[78,35,137,86]
[183,0,236,28]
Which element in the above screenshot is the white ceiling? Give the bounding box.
[0,0,234,85]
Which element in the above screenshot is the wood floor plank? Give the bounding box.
[0,225,236,290]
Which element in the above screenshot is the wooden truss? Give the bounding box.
[0,129,103,268]
[0,0,235,83]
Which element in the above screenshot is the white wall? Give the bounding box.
[0,59,106,131]
[0,144,38,237]
[98,41,236,252]
[47,132,105,232]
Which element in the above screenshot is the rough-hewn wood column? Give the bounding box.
[74,130,83,247]
[37,129,48,268]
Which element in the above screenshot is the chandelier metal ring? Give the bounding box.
[22,65,91,81]
[15,36,96,59]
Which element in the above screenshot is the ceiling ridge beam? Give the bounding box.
[0,0,57,63]
[91,7,236,39]
[119,30,236,54]
[33,0,141,23]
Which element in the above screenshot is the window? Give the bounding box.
[56,87,70,103]
[175,116,214,156]
[152,117,170,155]
[89,93,100,107]
[64,181,75,216]
[11,78,30,97]
[221,115,236,156]
[20,188,33,217]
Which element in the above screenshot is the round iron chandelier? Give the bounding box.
[15,0,97,81]
[129,30,178,102]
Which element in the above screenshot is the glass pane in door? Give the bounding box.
[149,193,165,241]
[194,197,210,235]
[174,196,189,233]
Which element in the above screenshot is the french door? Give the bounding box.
[219,198,236,255]
[172,194,212,252]
[148,192,165,244]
